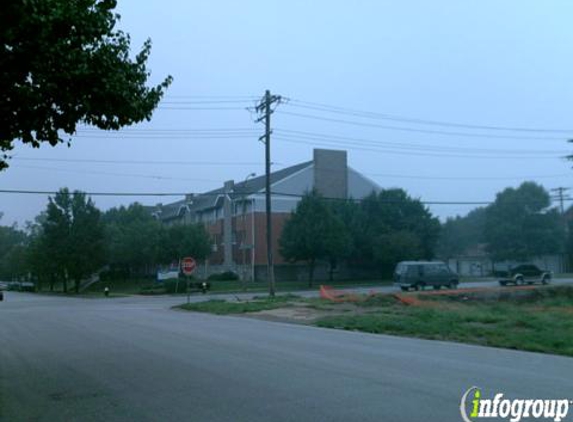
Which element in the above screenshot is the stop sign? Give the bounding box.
[181,257,196,276]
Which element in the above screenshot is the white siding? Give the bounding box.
[348,167,380,198]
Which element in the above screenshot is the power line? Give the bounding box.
[3,188,572,207]
[164,95,258,100]
[11,164,223,183]
[8,156,567,182]
[70,134,258,140]
[278,110,567,141]
[286,99,573,134]
[76,127,258,133]
[274,136,563,160]
[10,157,269,166]
[161,100,255,105]
[365,172,572,181]
[157,106,247,111]
[275,128,566,155]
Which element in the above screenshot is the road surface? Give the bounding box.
[1,286,572,422]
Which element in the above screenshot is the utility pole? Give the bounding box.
[255,90,282,297]
[551,187,570,215]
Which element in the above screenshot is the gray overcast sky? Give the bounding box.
[2,0,573,226]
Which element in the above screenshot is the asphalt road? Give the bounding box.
[1,285,573,422]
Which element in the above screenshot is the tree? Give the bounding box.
[280,191,350,286]
[0,0,172,169]
[485,182,565,261]
[437,207,487,259]
[26,215,60,291]
[41,188,105,293]
[158,223,212,265]
[353,190,441,276]
[0,218,27,280]
[373,230,423,273]
[103,204,163,278]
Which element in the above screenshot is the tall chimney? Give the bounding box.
[313,149,348,199]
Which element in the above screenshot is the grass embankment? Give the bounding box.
[316,286,573,356]
[176,285,573,356]
[176,294,300,315]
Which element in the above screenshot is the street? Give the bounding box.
[1,286,573,422]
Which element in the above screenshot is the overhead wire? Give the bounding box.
[2,188,571,206]
[274,128,566,156]
[11,164,223,183]
[278,110,567,141]
[286,99,573,134]
[273,136,563,160]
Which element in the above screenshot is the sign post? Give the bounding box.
[181,257,197,304]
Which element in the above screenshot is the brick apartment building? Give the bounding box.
[152,149,380,281]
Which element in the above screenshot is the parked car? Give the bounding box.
[498,264,551,286]
[394,261,459,291]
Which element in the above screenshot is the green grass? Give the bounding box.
[316,286,573,357]
[207,279,391,293]
[176,294,300,315]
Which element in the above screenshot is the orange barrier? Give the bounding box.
[319,285,362,303]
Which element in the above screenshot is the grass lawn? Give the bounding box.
[316,286,573,357]
[176,294,300,315]
[175,285,573,357]
[208,278,390,293]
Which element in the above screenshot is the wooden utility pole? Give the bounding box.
[551,187,570,215]
[255,90,282,297]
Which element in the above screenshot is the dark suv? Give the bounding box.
[394,261,459,291]
[497,264,551,286]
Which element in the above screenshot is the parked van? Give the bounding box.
[394,261,459,291]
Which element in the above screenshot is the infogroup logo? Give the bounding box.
[460,387,571,422]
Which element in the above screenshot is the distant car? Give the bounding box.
[19,282,35,292]
[498,264,551,286]
[394,261,459,292]
[0,282,7,291]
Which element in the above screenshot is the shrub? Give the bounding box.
[162,278,188,293]
[140,286,166,295]
[207,271,239,281]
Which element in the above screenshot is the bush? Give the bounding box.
[140,285,166,295]
[163,279,187,294]
[207,271,239,281]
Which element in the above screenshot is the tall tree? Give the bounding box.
[42,189,105,293]
[0,0,172,169]
[158,223,212,265]
[26,214,60,291]
[0,218,27,280]
[280,191,350,286]
[103,204,163,278]
[353,190,441,275]
[485,182,565,261]
[437,207,487,259]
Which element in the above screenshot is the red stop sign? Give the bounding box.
[181,257,196,275]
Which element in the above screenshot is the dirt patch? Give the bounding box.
[243,300,385,324]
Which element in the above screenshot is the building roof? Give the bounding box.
[230,160,312,198]
[156,160,313,221]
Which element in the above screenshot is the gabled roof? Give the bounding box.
[230,160,312,199]
[156,160,313,220]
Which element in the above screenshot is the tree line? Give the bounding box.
[279,189,441,284]
[1,182,568,289]
[0,188,211,292]
[437,182,566,262]
[280,182,569,284]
